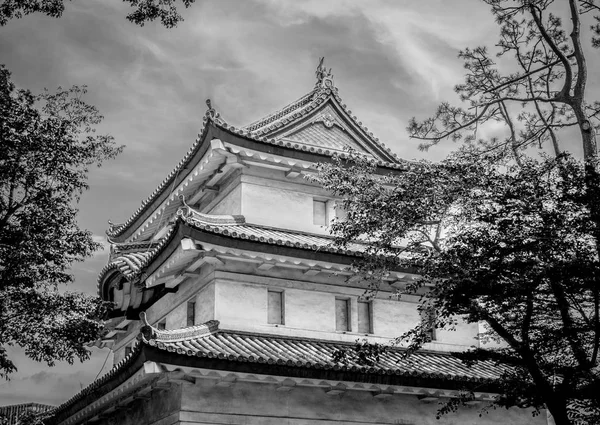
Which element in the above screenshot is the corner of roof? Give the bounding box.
[104,100,222,241]
[96,225,178,296]
[139,312,220,345]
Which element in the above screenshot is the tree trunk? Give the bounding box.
[546,399,572,425]
[571,101,597,160]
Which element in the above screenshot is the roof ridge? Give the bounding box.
[105,108,214,240]
[243,89,317,132]
[97,224,178,293]
[139,327,504,384]
[136,321,471,360]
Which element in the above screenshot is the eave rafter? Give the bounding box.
[123,139,236,243]
[142,237,415,292]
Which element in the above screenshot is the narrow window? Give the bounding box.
[124,345,132,357]
[157,320,166,330]
[335,298,351,332]
[313,199,328,226]
[268,290,284,325]
[187,300,196,327]
[358,301,372,334]
[420,307,436,342]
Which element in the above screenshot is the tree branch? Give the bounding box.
[484,54,575,95]
[528,4,572,101]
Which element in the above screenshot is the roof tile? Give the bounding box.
[139,322,504,383]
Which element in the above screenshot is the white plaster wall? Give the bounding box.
[195,282,215,324]
[284,288,334,331]
[215,280,267,325]
[372,299,420,338]
[210,271,482,350]
[436,319,480,347]
[240,181,330,234]
[167,302,187,330]
[209,184,242,215]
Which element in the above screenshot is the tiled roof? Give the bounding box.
[141,323,503,383]
[219,119,408,170]
[99,208,372,291]
[242,61,399,164]
[97,225,178,292]
[0,403,54,424]
[244,89,397,161]
[48,319,505,424]
[105,114,213,239]
[244,90,315,133]
[47,341,145,424]
[111,241,161,256]
[284,122,366,152]
[106,62,405,241]
[179,207,366,254]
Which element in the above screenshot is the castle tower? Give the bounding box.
[47,60,542,425]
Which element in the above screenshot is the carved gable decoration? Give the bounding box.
[243,58,399,162]
[274,103,376,155]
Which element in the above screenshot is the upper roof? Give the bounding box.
[47,319,506,425]
[105,59,405,243]
[242,58,398,162]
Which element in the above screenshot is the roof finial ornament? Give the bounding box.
[205,98,220,121]
[138,311,158,342]
[315,57,334,89]
[177,193,193,219]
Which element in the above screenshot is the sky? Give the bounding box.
[0,0,598,407]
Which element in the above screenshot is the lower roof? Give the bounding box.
[49,319,506,424]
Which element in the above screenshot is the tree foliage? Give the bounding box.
[0,0,195,28]
[318,151,600,424]
[0,66,122,378]
[317,1,600,424]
